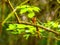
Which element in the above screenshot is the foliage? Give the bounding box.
[17,5,40,18]
[2,5,40,25]
[6,21,60,39]
[2,4,41,39]
[6,24,44,39]
[1,0,60,45]
[43,21,60,32]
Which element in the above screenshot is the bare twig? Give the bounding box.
[6,0,20,23]
[6,0,29,23]
[2,0,29,25]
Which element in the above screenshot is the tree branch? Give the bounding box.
[7,21,60,36]
[19,21,60,36]
[6,0,20,23]
[2,0,29,25]
[2,0,60,36]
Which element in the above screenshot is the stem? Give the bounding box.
[2,8,17,25]
[0,0,5,35]
[5,21,60,36]
[47,32,52,45]
[6,0,21,23]
[2,0,29,25]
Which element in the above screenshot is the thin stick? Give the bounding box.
[2,0,29,25]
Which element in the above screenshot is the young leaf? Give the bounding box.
[17,24,26,28]
[7,24,16,30]
[53,22,58,28]
[58,29,60,32]
[28,12,35,18]
[58,25,60,28]
[17,6,21,9]
[27,7,33,12]
[25,30,30,33]
[32,7,40,12]
[11,32,18,34]
[23,34,30,39]
[20,5,30,8]
[20,8,28,14]
[39,28,44,33]
[17,29,25,34]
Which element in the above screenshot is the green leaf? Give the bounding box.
[20,5,30,8]
[53,22,58,28]
[39,28,44,33]
[17,24,26,28]
[7,24,16,30]
[23,34,30,39]
[28,12,35,18]
[20,5,27,8]
[58,30,60,32]
[20,8,28,14]
[25,30,30,33]
[17,29,25,34]
[27,7,33,12]
[58,25,60,28]
[17,5,30,9]
[29,26,36,34]
[17,6,21,9]
[11,32,18,34]
[32,7,40,12]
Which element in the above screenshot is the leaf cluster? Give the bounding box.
[6,24,44,39]
[17,5,40,18]
[43,21,60,32]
